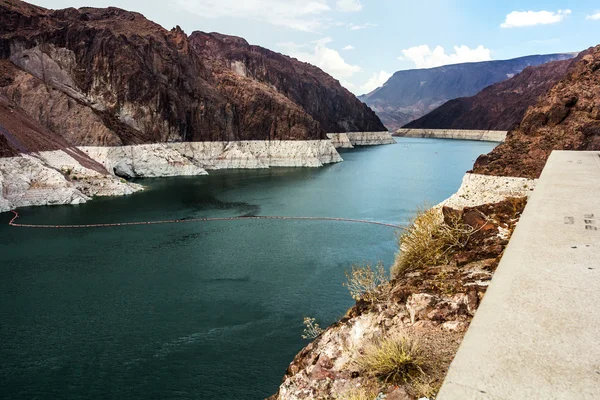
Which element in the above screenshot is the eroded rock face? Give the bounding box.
[345,131,396,146]
[473,45,600,179]
[326,133,354,149]
[440,173,536,209]
[80,145,208,178]
[0,0,385,155]
[0,150,142,212]
[0,140,342,211]
[82,140,342,176]
[189,32,387,134]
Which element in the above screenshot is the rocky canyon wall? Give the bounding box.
[0,140,343,212]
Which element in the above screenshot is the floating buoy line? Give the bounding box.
[8,210,406,230]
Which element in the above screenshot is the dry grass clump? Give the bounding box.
[411,378,440,399]
[336,386,380,400]
[354,333,424,384]
[344,262,388,303]
[391,207,477,278]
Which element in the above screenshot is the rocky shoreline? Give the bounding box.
[394,129,507,142]
[270,173,535,400]
[0,134,396,213]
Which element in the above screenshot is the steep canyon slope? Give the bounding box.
[0,0,385,156]
[473,45,600,179]
[404,59,573,131]
[360,54,576,130]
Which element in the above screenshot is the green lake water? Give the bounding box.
[0,138,497,399]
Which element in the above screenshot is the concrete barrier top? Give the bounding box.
[438,151,600,399]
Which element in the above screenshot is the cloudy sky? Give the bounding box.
[30,0,600,95]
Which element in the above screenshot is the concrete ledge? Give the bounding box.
[438,151,600,399]
[394,129,507,142]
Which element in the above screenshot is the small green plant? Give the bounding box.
[430,270,455,296]
[344,262,388,302]
[354,333,424,384]
[301,317,324,340]
[120,178,127,183]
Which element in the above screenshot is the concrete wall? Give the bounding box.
[394,128,507,142]
[438,151,600,399]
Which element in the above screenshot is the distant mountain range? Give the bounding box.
[404,58,574,131]
[359,53,577,131]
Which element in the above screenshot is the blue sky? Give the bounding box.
[30,0,600,95]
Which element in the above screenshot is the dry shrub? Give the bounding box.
[336,386,380,400]
[411,378,440,399]
[391,207,479,278]
[344,262,388,302]
[301,317,324,340]
[354,333,424,384]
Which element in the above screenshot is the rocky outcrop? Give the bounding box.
[395,129,507,142]
[79,145,208,178]
[359,54,576,130]
[0,150,142,212]
[440,173,535,210]
[404,59,573,131]
[326,133,354,149]
[473,45,600,179]
[272,198,528,399]
[0,0,385,154]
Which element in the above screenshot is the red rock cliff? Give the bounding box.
[0,0,385,153]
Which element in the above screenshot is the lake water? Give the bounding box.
[0,138,496,399]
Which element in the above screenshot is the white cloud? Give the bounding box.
[586,12,600,20]
[360,71,392,93]
[278,37,362,80]
[400,45,492,69]
[347,22,377,30]
[176,0,330,32]
[342,45,355,51]
[501,9,571,28]
[336,0,363,12]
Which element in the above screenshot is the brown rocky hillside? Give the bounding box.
[473,45,600,179]
[359,53,575,130]
[0,0,385,154]
[404,59,573,131]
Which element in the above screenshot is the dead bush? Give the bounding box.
[392,206,483,278]
[344,262,388,303]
